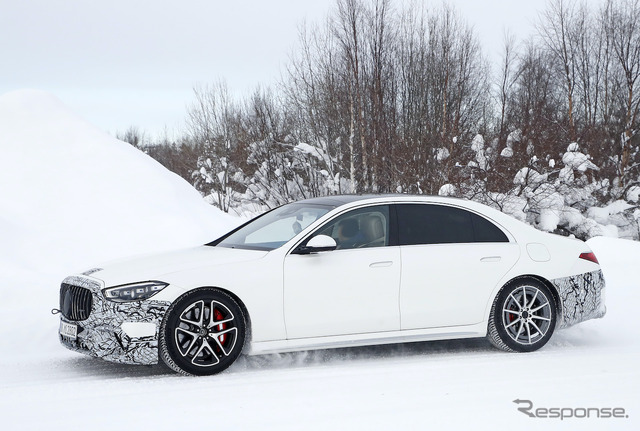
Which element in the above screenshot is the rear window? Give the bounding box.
[471,211,509,242]
[396,204,508,245]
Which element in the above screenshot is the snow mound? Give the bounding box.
[562,144,598,172]
[438,183,457,196]
[627,185,640,203]
[513,167,546,186]
[436,147,450,161]
[499,146,513,157]
[470,134,484,151]
[0,89,237,279]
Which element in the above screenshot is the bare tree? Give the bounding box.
[115,126,146,148]
[496,32,518,149]
[605,0,640,185]
[187,82,245,212]
[333,0,370,190]
[285,20,349,191]
[537,0,581,142]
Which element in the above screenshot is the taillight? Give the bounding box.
[579,252,599,264]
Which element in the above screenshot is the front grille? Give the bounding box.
[60,283,93,321]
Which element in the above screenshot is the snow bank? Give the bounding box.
[0,90,239,356]
[0,90,236,273]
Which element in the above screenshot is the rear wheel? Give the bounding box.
[488,279,557,352]
[160,288,246,376]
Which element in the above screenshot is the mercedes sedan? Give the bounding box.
[56,195,606,375]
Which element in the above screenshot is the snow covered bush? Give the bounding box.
[240,137,344,211]
[193,155,244,213]
[456,136,639,240]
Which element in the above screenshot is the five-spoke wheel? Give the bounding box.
[488,279,557,352]
[160,288,246,376]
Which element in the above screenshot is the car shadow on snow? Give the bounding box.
[60,337,497,378]
[234,327,606,373]
[60,330,602,378]
[232,337,498,373]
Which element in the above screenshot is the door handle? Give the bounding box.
[480,256,502,262]
[369,261,393,268]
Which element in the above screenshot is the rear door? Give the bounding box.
[396,204,520,329]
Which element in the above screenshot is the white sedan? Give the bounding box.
[56,195,606,375]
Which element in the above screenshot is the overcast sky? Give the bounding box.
[1,0,553,139]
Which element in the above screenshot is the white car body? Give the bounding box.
[57,195,605,372]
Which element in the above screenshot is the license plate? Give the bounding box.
[59,321,78,340]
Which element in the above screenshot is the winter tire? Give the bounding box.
[160,288,246,376]
[488,279,557,352]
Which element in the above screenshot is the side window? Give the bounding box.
[313,205,390,250]
[396,204,508,245]
[470,212,509,242]
[397,204,473,245]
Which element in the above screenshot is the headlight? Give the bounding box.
[102,281,168,302]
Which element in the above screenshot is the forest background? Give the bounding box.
[117,0,640,240]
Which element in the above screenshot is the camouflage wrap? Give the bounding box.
[58,275,170,365]
[552,269,606,329]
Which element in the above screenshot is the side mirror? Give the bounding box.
[293,235,337,254]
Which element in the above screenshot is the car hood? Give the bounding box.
[84,246,269,287]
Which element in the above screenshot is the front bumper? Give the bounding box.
[552,269,606,329]
[58,275,170,365]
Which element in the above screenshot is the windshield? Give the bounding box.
[216,203,333,251]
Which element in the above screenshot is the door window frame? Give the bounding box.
[288,204,397,254]
[392,203,512,246]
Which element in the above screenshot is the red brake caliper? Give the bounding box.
[214,308,227,345]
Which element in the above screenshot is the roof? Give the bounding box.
[296,194,379,207]
[297,194,457,207]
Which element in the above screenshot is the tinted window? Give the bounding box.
[311,205,390,250]
[471,212,509,242]
[397,204,473,245]
[396,204,508,245]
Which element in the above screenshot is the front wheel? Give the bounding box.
[159,288,246,376]
[487,279,557,352]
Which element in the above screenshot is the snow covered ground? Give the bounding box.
[0,91,638,430]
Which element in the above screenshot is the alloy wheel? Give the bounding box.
[502,285,553,345]
[160,288,246,376]
[174,300,238,367]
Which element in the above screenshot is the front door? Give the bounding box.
[283,205,401,339]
